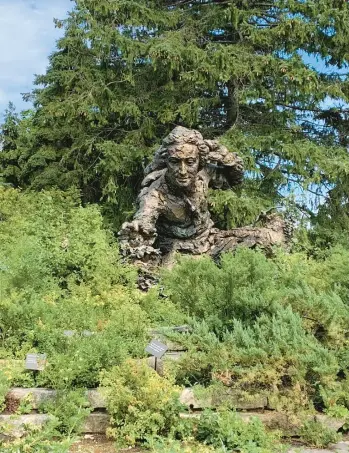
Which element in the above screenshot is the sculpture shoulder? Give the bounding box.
[138,173,167,206]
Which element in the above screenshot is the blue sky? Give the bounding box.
[0,0,71,116]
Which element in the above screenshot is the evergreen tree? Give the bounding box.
[0,103,20,186]
[1,0,349,228]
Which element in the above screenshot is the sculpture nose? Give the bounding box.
[179,161,187,175]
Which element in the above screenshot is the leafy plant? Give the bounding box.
[101,359,183,448]
[162,248,349,412]
[0,369,10,412]
[196,409,286,453]
[39,389,91,436]
[148,438,221,453]
[299,419,341,448]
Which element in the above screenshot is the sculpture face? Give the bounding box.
[166,144,200,189]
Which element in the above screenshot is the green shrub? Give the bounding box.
[0,188,152,389]
[148,438,222,453]
[101,359,183,448]
[39,389,91,436]
[0,369,10,412]
[299,419,341,448]
[162,248,349,411]
[196,409,286,453]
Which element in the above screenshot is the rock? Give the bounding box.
[6,388,108,411]
[86,389,106,410]
[239,411,301,436]
[211,389,267,410]
[165,351,183,361]
[83,413,109,434]
[164,341,187,352]
[6,388,56,410]
[147,356,164,376]
[238,412,345,437]
[287,442,349,452]
[0,412,110,437]
[314,414,345,432]
[179,388,268,411]
[179,388,212,409]
[149,325,191,335]
[0,414,53,438]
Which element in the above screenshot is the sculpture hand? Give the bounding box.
[206,141,243,168]
[118,220,160,263]
[119,220,157,242]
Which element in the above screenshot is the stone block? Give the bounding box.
[83,413,109,434]
[179,388,212,409]
[86,389,106,409]
[179,388,268,411]
[314,414,345,432]
[239,412,345,437]
[6,388,108,411]
[211,389,267,410]
[147,351,183,376]
[0,412,111,437]
[239,411,301,436]
[6,388,56,410]
[0,414,53,438]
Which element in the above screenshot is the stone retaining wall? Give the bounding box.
[0,387,346,439]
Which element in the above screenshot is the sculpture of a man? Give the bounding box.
[119,126,286,266]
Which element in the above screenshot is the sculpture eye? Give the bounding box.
[187,159,196,165]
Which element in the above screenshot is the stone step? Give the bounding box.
[179,387,268,410]
[288,442,349,453]
[179,411,345,438]
[3,388,346,440]
[0,412,110,438]
[0,414,53,438]
[238,412,344,437]
[6,386,269,412]
[6,388,106,411]
[0,410,346,447]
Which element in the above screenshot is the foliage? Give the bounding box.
[0,103,20,187]
[101,359,182,448]
[0,187,151,388]
[326,405,349,431]
[0,369,10,413]
[0,390,91,452]
[39,389,91,436]
[196,409,285,453]
[2,186,349,449]
[0,432,73,453]
[299,419,341,448]
[162,247,349,412]
[148,438,222,453]
[1,1,349,228]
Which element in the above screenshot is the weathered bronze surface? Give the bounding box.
[119,126,286,268]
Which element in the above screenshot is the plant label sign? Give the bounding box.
[25,353,47,371]
[145,340,168,359]
[63,330,75,337]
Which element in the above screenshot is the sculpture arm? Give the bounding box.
[118,188,163,263]
[205,140,244,188]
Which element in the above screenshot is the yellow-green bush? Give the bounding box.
[101,359,182,448]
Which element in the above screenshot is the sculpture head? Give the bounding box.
[144,126,210,190]
[166,143,200,189]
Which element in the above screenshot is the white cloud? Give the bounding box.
[0,0,72,116]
